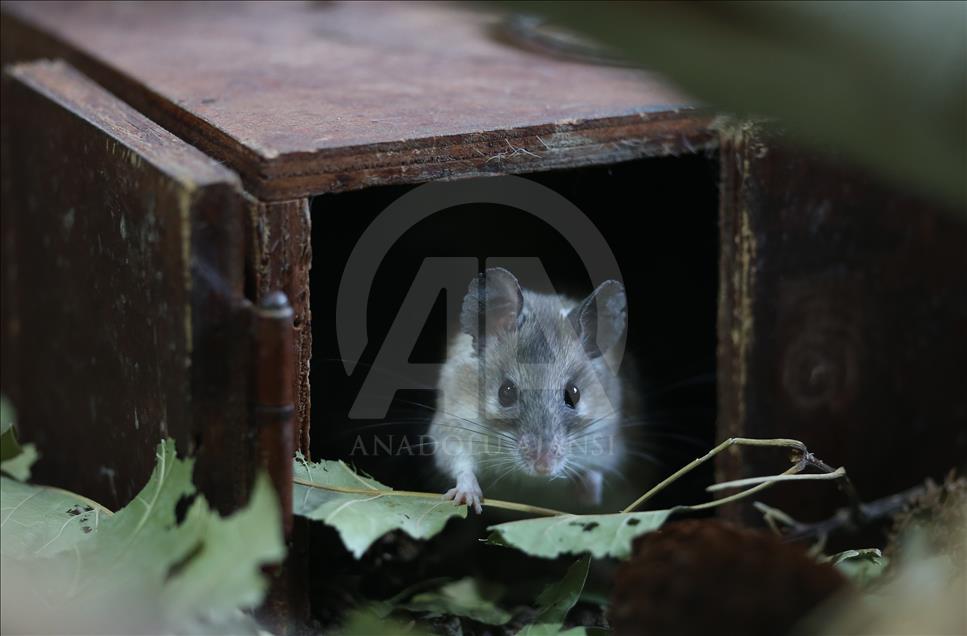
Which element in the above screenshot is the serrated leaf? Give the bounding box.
[1,477,107,557]
[161,474,285,627]
[293,457,466,558]
[1,438,284,633]
[399,578,511,625]
[488,510,672,559]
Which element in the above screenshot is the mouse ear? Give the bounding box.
[568,280,627,358]
[460,267,524,348]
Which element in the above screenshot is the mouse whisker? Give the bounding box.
[333,419,431,435]
[481,453,519,466]
[636,432,710,449]
[433,422,517,445]
[315,356,440,392]
[559,463,582,482]
[488,463,522,489]
[570,411,619,432]
[636,373,716,401]
[395,439,440,448]
[623,437,703,459]
[623,449,665,467]
[321,390,518,444]
[618,422,711,442]
[393,397,520,443]
[477,459,513,475]
[634,437,713,455]
[566,424,619,443]
[569,460,629,488]
[615,416,714,429]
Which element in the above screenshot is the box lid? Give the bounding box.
[2,1,713,199]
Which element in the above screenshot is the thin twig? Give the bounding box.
[799,450,865,522]
[782,483,928,543]
[707,467,846,492]
[294,436,849,523]
[753,501,801,535]
[293,477,565,517]
[621,437,808,513]
[680,465,802,511]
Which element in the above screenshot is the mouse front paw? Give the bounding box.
[443,472,483,514]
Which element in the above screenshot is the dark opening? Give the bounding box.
[309,154,719,511]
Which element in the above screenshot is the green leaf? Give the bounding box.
[534,555,590,623]
[337,607,434,636]
[399,578,511,625]
[1,438,284,633]
[518,555,591,635]
[0,440,38,481]
[368,577,452,618]
[1,477,107,558]
[1,394,39,481]
[160,474,285,626]
[293,456,466,558]
[520,627,596,636]
[488,510,672,559]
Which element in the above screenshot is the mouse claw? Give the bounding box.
[443,473,483,514]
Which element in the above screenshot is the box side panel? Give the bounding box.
[250,199,312,456]
[717,123,967,523]
[1,61,251,511]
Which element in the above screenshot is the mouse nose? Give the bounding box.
[533,453,555,475]
[519,433,561,476]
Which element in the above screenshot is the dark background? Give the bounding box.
[309,154,720,510]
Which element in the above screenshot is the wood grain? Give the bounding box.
[716,123,967,526]
[249,199,312,456]
[1,1,713,200]
[1,60,252,513]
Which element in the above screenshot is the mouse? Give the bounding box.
[429,267,630,513]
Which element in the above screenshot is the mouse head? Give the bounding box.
[460,268,627,478]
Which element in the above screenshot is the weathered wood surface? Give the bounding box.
[0,60,252,512]
[1,1,714,200]
[716,123,967,523]
[249,199,312,456]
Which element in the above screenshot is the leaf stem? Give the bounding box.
[292,477,565,517]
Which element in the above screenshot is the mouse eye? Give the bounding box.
[498,380,518,407]
[564,383,580,409]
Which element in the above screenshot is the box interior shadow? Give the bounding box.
[309,154,719,510]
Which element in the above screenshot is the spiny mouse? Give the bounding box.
[429,267,632,513]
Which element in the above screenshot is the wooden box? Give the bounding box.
[2,0,964,596]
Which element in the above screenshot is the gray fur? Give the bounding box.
[431,269,630,510]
